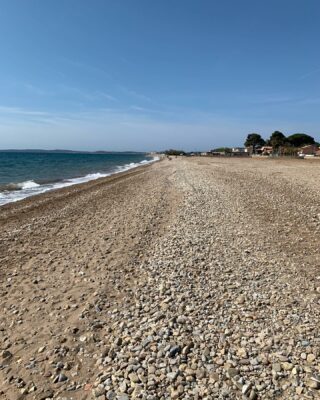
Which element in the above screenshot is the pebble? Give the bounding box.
[2,158,320,400]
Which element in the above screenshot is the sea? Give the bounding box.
[0,151,157,206]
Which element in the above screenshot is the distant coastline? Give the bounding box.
[0,149,145,154]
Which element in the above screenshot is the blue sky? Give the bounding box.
[0,0,319,151]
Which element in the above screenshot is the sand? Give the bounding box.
[1,157,320,399]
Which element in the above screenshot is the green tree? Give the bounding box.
[244,133,265,148]
[268,131,286,149]
[287,133,315,147]
[165,149,186,156]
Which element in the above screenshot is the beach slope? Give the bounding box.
[1,157,320,399]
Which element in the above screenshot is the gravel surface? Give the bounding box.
[1,157,320,400]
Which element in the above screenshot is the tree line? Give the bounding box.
[244,132,318,151]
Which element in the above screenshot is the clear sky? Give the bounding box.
[0,0,319,151]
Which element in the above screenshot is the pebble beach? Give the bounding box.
[1,157,320,400]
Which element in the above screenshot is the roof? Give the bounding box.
[300,144,318,148]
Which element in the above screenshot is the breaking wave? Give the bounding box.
[0,157,159,206]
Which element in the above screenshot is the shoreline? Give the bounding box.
[0,158,159,218]
[0,156,159,208]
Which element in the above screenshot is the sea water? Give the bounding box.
[0,151,157,206]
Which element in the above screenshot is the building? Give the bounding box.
[231,147,249,157]
[298,145,319,157]
[260,146,273,156]
[245,145,263,155]
[232,147,248,153]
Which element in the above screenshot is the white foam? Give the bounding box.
[0,157,159,207]
[17,180,40,189]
